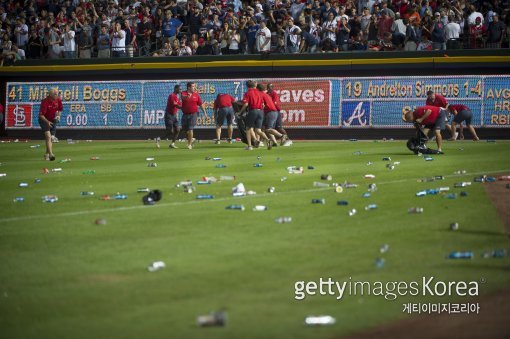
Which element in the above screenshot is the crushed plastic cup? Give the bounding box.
[19,182,29,187]
[147,261,166,272]
[364,174,375,179]
[253,205,268,211]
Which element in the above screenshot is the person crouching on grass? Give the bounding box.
[402,105,446,153]
[38,88,63,161]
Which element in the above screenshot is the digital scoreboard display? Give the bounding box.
[5,76,509,129]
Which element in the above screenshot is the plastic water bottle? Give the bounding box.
[362,192,371,198]
[51,168,62,172]
[408,207,424,213]
[13,197,25,202]
[454,170,467,175]
[365,204,377,210]
[375,257,385,268]
[42,195,58,203]
[196,195,214,199]
[197,180,211,185]
[212,157,222,161]
[337,200,349,205]
[147,162,158,167]
[275,217,292,223]
[113,194,128,200]
[137,188,150,193]
[226,205,245,211]
[448,251,473,259]
[416,190,427,197]
[59,158,71,163]
[382,157,391,161]
[444,193,457,199]
[320,174,332,180]
[305,316,336,326]
[215,164,227,168]
[82,170,96,174]
[220,175,236,181]
[30,144,41,148]
[90,156,100,160]
[19,182,29,187]
[450,222,459,231]
[0,173,6,177]
[253,205,267,211]
[80,191,95,196]
[313,182,330,187]
[311,198,325,204]
[426,189,440,195]
[147,261,166,272]
[34,178,41,183]
[253,163,263,167]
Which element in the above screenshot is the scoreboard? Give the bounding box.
[4,75,510,129]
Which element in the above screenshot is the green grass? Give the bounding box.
[1,139,510,339]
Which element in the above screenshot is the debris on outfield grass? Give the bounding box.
[311,198,325,204]
[275,217,292,223]
[80,191,95,196]
[30,144,40,148]
[197,179,211,185]
[147,261,166,272]
[212,157,222,161]
[368,183,377,192]
[335,186,343,193]
[408,207,424,213]
[202,176,218,183]
[444,193,457,199]
[481,249,507,258]
[226,204,245,211]
[232,183,246,196]
[204,156,211,160]
[342,182,359,188]
[364,174,375,179]
[450,222,459,231]
[418,176,445,182]
[67,139,75,144]
[305,315,336,326]
[90,156,100,160]
[321,174,332,181]
[486,139,496,143]
[176,180,193,188]
[268,187,275,193]
[42,195,58,203]
[143,190,162,205]
[82,170,96,174]
[454,182,471,188]
[281,176,287,182]
[460,191,468,197]
[313,181,329,188]
[498,175,510,181]
[137,188,150,193]
[424,156,434,161]
[100,195,111,200]
[362,193,371,198]
[145,157,154,161]
[216,164,227,168]
[375,257,385,268]
[447,251,473,259]
[13,197,24,202]
[42,168,49,174]
[113,193,128,200]
[196,194,214,199]
[220,175,235,181]
[353,151,364,155]
[454,170,467,175]
[253,205,267,211]
[197,311,227,327]
[94,218,107,225]
[380,244,389,253]
[349,138,358,142]
[366,161,373,166]
[19,182,29,187]
[365,204,377,210]
[0,173,6,177]
[474,175,496,183]
[337,200,348,205]
[287,166,303,174]
[51,168,62,172]
[307,165,315,170]
[147,162,158,167]
[34,178,41,183]
[348,208,357,216]
[59,158,71,163]
[382,157,391,161]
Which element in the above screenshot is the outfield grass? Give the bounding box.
[1,139,509,339]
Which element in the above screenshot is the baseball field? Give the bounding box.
[0,138,509,339]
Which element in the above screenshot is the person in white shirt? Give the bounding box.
[14,18,29,49]
[391,12,406,35]
[445,15,461,49]
[111,21,126,57]
[61,24,76,58]
[284,17,301,53]
[256,19,271,53]
[322,12,337,43]
[467,5,483,26]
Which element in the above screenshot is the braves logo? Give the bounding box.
[343,102,367,126]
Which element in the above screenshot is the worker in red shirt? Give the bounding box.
[213,92,236,144]
[38,88,63,161]
[403,105,446,153]
[426,90,459,139]
[180,82,208,150]
[267,83,291,146]
[448,104,479,141]
[160,84,182,149]
[257,83,286,147]
[238,80,271,150]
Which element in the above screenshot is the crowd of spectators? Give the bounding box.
[0,0,508,64]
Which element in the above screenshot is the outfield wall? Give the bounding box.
[1,51,509,139]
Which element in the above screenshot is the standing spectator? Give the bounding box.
[228,28,241,54]
[27,30,43,58]
[430,12,446,50]
[219,22,231,55]
[337,16,351,51]
[322,12,337,43]
[62,23,76,58]
[469,17,485,49]
[486,13,505,48]
[391,12,406,35]
[445,15,461,49]
[76,25,92,58]
[137,14,153,56]
[467,4,483,26]
[180,82,208,150]
[256,19,271,53]
[161,10,182,44]
[96,24,111,58]
[111,21,126,57]
[124,19,137,57]
[377,10,394,39]
[246,17,260,54]
[404,18,419,50]
[14,18,29,49]
[284,17,301,53]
